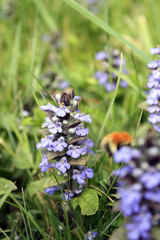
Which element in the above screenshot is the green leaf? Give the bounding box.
[27,179,44,196]
[71,189,99,216]
[42,175,69,189]
[0,178,17,209]
[13,144,34,169]
[0,177,17,196]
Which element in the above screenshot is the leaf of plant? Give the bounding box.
[68,136,86,144]
[47,151,65,160]
[0,177,17,196]
[27,179,44,196]
[42,175,68,189]
[13,144,34,169]
[69,155,90,165]
[71,189,99,216]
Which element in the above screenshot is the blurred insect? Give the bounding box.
[101,131,133,156]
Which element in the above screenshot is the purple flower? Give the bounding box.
[39,155,54,172]
[114,166,133,178]
[147,61,158,69]
[72,169,86,184]
[44,186,60,195]
[95,51,108,60]
[74,113,92,123]
[105,82,116,92]
[140,170,160,189]
[55,105,70,117]
[48,122,62,134]
[52,136,67,152]
[61,190,74,201]
[85,231,97,240]
[148,113,160,124]
[119,184,142,216]
[148,105,160,113]
[147,89,160,105]
[114,146,141,164]
[147,74,160,88]
[119,80,128,88]
[75,124,89,136]
[95,71,109,85]
[83,168,94,179]
[153,124,160,132]
[113,58,126,66]
[67,145,84,158]
[150,46,160,55]
[144,190,160,203]
[152,70,160,79]
[36,135,55,150]
[39,103,57,112]
[55,157,70,174]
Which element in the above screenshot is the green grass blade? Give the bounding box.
[62,0,151,62]
[9,194,48,240]
[22,188,34,240]
[31,0,57,31]
[0,228,10,240]
[8,22,21,96]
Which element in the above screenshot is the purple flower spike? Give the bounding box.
[52,136,67,152]
[72,169,86,184]
[37,88,94,199]
[55,157,70,174]
[94,48,128,92]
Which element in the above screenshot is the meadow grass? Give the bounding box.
[0,0,160,239]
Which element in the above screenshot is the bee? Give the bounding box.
[101,131,133,156]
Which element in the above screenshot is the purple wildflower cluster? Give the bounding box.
[94,48,128,92]
[84,231,97,240]
[146,45,160,132]
[113,134,160,240]
[36,87,94,200]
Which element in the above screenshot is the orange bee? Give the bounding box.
[101,131,133,156]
